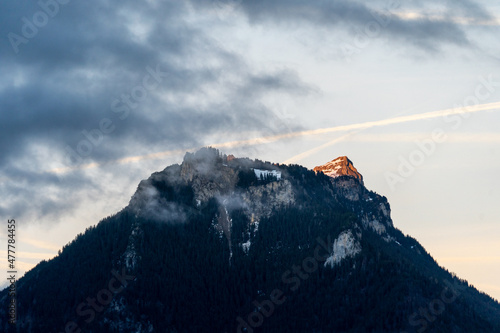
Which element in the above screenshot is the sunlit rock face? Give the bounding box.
[313,156,363,185]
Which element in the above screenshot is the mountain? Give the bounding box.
[1,147,500,332]
[313,156,363,184]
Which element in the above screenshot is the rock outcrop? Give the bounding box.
[314,156,363,184]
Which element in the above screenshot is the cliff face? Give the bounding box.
[128,150,393,254]
[314,156,394,242]
[313,156,363,184]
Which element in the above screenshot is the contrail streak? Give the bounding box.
[49,101,500,174]
[283,101,500,163]
[282,132,360,164]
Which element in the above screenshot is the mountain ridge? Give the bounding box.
[1,147,499,332]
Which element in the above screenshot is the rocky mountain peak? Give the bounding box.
[313,156,363,184]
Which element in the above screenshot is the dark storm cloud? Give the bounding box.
[0,0,311,222]
[204,0,493,51]
[0,165,91,221]
[0,0,307,164]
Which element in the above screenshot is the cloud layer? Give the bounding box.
[224,0,494,50]
[0,0,496,223]
[0,0,312,221]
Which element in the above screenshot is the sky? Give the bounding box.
[1,0,499,300]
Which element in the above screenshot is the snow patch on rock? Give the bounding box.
[122,222,142,271]
[361,215,387,235]
[324,230,361,268]
[242,240,251,254]
[253,169,282,180]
